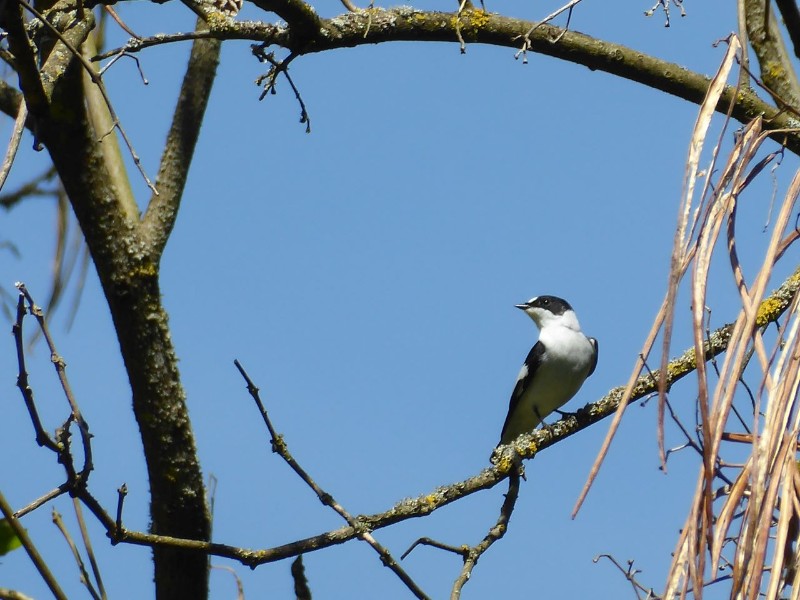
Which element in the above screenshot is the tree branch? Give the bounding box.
[141,17,222,257]
[99,10,800,154]
[81,32,138,221]
[249,0,321,36]
[0,3,47,117]
[450,471,520,599]
[0,489,67,600]
[234,360,430,599]
[6,6,213,597]
[744,0,800,109]
[74,262,798,568]
[775,0,800,60]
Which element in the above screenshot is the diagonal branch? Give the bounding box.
[775,0,800,60]
[744,0,800,109]
[0,489,67,600]
[0,3,47,117]
[450,471,520,599]
[83,263,800,567]
[234,360,430,599]
[141,17,222,258]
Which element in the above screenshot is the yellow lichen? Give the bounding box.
[495,455,515,474]
[468,9,490,28]
[451,9,490,36]
[756,296,782,326]
[766,61,785,81]
[130,262,158,279]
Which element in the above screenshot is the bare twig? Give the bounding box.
[16,283,93,479]
[13,484,71,519]
[402,537,469,560]
[12,290,59,452]
[211,565,244,599]
[451,472,520,599]
[103,6,141,39]
[515,0,583,63]
[233,359,429,599]
[252,49,311,133]
[594,554,658,599]
[0,99,27,192]
[644,0,686,27]
[72,498,106,600]
[52,509,102,600]
[114,485,127,538]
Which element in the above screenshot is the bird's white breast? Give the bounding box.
[508,325,595,439]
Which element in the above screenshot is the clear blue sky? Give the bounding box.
[2,1,794,598]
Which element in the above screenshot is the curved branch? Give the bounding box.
[141,17,222,257]
[102,10,800,154]
[248,0,321,35]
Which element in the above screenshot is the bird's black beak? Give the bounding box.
[515,303,529,310]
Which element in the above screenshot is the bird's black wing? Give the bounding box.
[499,341,546,442]
[587,337,598,377]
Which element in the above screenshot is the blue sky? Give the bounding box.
[3,1,796,598]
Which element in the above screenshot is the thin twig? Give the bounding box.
[12,290,59,452]
[13,484,70,519]
[252,50,311,133]
[16,283,93,479]
[594,554,658,599]
[451,471,520,599]
[233,359,430,600]
[515,0,583,62]
[402,537,469,560]
[72,498,106,600]
[103,6,141,39]
[52,509,101,600]
[0,99,27,191]
[114,485,127,540]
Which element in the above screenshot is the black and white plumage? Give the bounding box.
[499,295,598,445]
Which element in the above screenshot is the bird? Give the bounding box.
[498,295,598,446]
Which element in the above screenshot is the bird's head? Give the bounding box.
[515,295,578,330]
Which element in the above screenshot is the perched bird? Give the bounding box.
[498,295,598,445]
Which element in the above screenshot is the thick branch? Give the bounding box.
[6,6,212,597]
[142,17,222,257]
[249,0,321,36]
[107,10,800,154]
[81,32,138,221]
[744,0,800,109]
[0,3,47,116]
[775,0,800,60]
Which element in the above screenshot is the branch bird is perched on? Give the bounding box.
[498,295,598,446]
